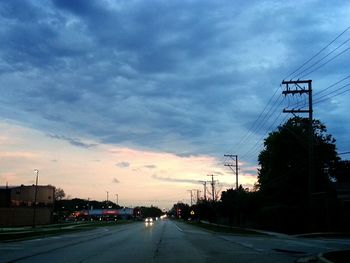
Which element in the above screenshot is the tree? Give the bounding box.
[256,117,341,232]
[205,184,223,202]
[55,187,66,201]
[220,186,261,226]
[170,202,190,220]
[257,117,339,206]
[137,206,162,218]
[334,160,350,183]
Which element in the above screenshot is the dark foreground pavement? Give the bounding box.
[1,220,349,263]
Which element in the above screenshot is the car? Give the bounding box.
[144,217,153,223]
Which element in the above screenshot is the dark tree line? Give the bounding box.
[171,117,350,233]
[134,206,163,218]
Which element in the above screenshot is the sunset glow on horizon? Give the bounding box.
[0,120,258,209]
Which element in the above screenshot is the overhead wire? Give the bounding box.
[226,25,350,175]
[286,77,350,110]
[313,83,350,105]
[292,37,350,79]
[299,46,350,79]
[241,107,288,161]
[243,114,289,162]
[316,74,350,95]
[284,25,350,80]
[230,87,283,153]
[240,26,350,165]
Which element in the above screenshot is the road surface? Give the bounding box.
[1,220,349,263]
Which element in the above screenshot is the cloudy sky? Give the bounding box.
[1,0,349,208]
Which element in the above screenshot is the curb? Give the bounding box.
[317,253,334,263]
[199,220,294,238]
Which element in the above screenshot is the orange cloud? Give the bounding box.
[0,121,258,208]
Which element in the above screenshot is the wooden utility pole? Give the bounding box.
[187,190,193,206]
[207,174,217,202]
[196,189,201,203]
[199,181,207,201]
[282,79,314,205]
[224,154,239,189]
[32,169,39,228]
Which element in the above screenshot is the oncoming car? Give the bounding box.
[144,217,153,223]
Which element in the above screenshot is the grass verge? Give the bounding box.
[184,221,267,236]
[0,221,133,242]
[296,232,350,239]
[323,250,350,263]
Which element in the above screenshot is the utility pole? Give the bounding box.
[192,189,200,203]
[115,194,119,206]
[224,154,239,189]
[32,169,39,228]
[282,79,314,207]
[187,190,193,206]
[196,189,201,203]
[199,181,207,201]
[207,174,217,202]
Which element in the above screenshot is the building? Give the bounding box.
[71,208,134,221]
[0,185,55,227]
[8,185,55,207]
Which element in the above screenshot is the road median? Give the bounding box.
[0,220,133,242]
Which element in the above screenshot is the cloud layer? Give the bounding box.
[1,0,350,174]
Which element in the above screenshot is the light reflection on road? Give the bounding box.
[145,222,154,227]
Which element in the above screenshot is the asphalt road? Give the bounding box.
[1,220,350,263]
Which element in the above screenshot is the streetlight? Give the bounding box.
[32,169,39,228]
[115,194,118,206]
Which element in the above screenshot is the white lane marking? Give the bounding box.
[0,245,22,250]
[220,236,267,253]
[173,222,183,232]
[24,238,42,242]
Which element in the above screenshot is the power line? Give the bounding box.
[284,25,350,80]
[241,110,288,160]
[233,95,285,159]
[228,26,350,173]
[291,82,350,109]
[316,74,350,96]
[293,37,350,79]
[231,89,283,152]
[242,114,289,162]
[299,46,350,79]
[285,75,350,110]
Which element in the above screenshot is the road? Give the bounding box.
[1,220,349,263]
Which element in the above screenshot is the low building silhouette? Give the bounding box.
[0,185,55,227]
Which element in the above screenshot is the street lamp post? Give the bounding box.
[32,169,39,228]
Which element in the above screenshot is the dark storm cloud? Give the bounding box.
[112,177,120,184]
[144,165,157,169]
[152,174,233,188]
[48,134,97,148]
[152,174,200,185]
[116,162,130,168]
[1,0,350,163]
